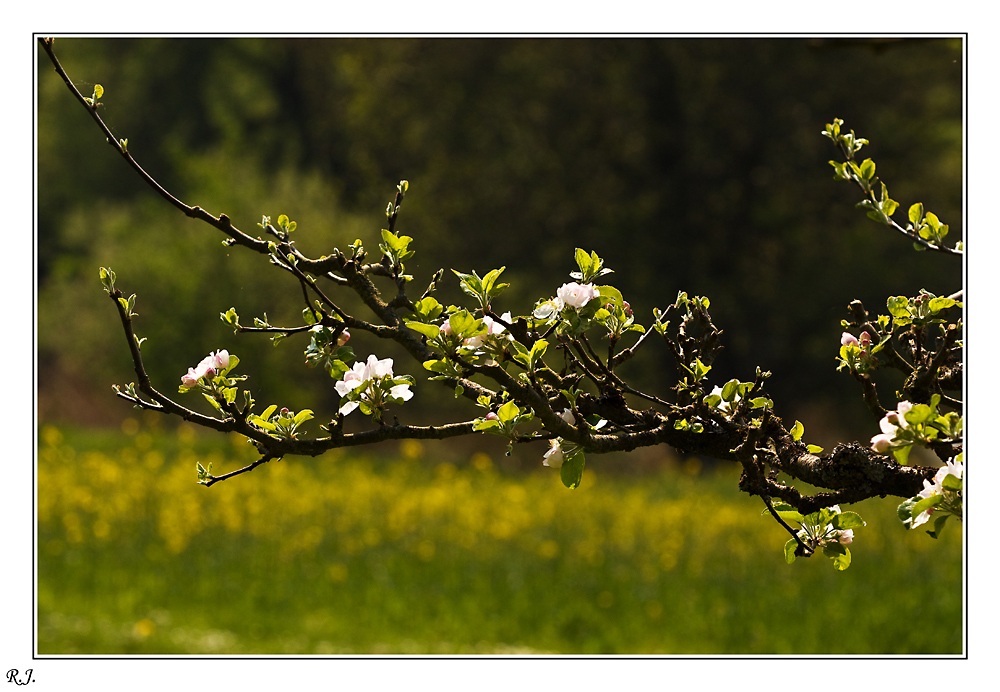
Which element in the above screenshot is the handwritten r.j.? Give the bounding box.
[6,669,34,686]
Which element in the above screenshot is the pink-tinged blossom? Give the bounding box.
[870,433,893,454]
[180,368,202,390]
[871,401,913,453]
[543,439,565,469]
[485,412,499,422]
[179,350,229,390]
[556,282,600,309]
[208,349,230,372]
[464,313,510,348]
[838,529,854,545]
[841,332,859,348]
[336,354,409,416]
[337,330,351,347]
[533,299,562,320]
[439,322,453,335]
[918,458,964,499]
[335,361,370,397]
[910,458,963,529]
[559,408,576,426]
[883,400,912,430]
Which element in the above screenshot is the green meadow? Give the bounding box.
[37,419,963,655]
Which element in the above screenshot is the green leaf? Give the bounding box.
[886,296,911,319]
[509,340,531,360]
[791,420,804,441]
[93,84,104,99]
[596,285,624,309]
[559,448,586,490]
[196,461,212,484]
[405,320,442,340]
[720,379,741,402]
[927,514,950,539]
[783,538,798,564]
[221,307,240,327]
[528,339,548,369]
[880,183,898,217]
[481,267,507,296]
[449,310,480,338]
[497,400,521,424]
[292,409,314,425]
[903,403,937,426]
[832,511,865,530]
[473,418,501,432]
[859,158,875,181]
[412,296,444,321]
[574,247,593,276]
[99,266,116,292]
[380,228,413,262]
[910,493,943,520]
[828,160,850,180]
[908,202,924,226]
[927,297,956,314]
[891,444,912,466]
[453,270,484,302]
[823,543,852,571]
[767,505,804,525]
[897,498,918,524]
[806,444,824,454]
[941,473,962,492]
[423,359,448,373]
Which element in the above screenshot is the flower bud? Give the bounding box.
[180,369,201,390]
[543,439,565,469]
[841,332,859,348]
[870,433,893,454]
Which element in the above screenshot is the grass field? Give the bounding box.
[36,417,964,655]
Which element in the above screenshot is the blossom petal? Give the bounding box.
[389,384,413,402]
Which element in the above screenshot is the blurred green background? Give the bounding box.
[38,418,962,654]
[36,37,964,654]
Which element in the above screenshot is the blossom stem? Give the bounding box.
[762,493,813,557]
